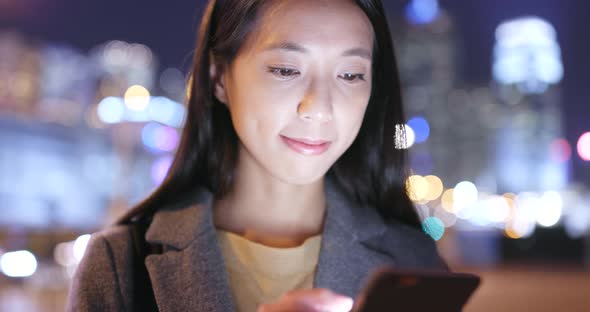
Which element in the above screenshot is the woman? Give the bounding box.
[67,0,449,311]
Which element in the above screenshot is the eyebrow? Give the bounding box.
[262,41,372,60]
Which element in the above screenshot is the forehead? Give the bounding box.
[244,0,374,56]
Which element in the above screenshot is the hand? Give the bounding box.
[257,288,354,312]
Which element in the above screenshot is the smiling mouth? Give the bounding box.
[280,135,332,155]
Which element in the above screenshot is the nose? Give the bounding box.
[297,78,333,123]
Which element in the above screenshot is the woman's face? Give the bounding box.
[212,0,374,185]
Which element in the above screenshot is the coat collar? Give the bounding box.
[143,176,399,311]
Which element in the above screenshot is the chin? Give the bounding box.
[273,167,329,186]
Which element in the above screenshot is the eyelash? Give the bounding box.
[267,67,366,83]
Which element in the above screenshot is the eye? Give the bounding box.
[267,67,300,79]
[340,73,366,83]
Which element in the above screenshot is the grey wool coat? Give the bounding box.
[67,176,449,312]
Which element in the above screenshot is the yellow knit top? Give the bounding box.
[216,229,322,312]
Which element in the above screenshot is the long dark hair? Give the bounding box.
[117,0,420,229]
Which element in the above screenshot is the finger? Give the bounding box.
[262,288,354,312]
[295,289,354,312]
[258,299,317,312]
[307,295,354,312]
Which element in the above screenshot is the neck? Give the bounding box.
[212,153,327,248]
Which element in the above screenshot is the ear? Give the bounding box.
[209,58,229,105]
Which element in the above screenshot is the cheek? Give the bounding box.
[227,77,290,139]
[335,92,370,145]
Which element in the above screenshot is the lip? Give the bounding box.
[280,135,332,155]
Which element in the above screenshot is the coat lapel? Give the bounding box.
[313,176,399,298]
[144,189,236,312]
[141,176,403,310]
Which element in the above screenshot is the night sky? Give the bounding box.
[1,0,588,184]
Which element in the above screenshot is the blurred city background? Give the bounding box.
[1,0,589,311]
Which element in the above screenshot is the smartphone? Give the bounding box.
[351,266,481,312]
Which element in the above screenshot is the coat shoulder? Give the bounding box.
[366,219,450,271]
[66,225,134,312]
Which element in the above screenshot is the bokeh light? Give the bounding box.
[1,250,37,278]
[124,85,150,111]
[441,189,454,213]
[506,192,540,239]
[550,138,572,163]
[54,242,75,267]
[142,122,180,152]
[537,191,563,227]
[404,125,416,148]
[434,205,458,228]
[96,95,185,127]
[97,96,125,124]
[407,175,429,201]
[502,193,517,222]
[505,217,536,239]
[422,216,445,241]
[151,155,173,185]
[453,181,478,213]
[493,16,563,93]
[73,234,91,263]
[407,116,431,143]
[147,96,186,128]
[563,202,590,238]
[424,175,444,201]
[577,132,590,161]
[485,195,511,223]
[405,0,440,25]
